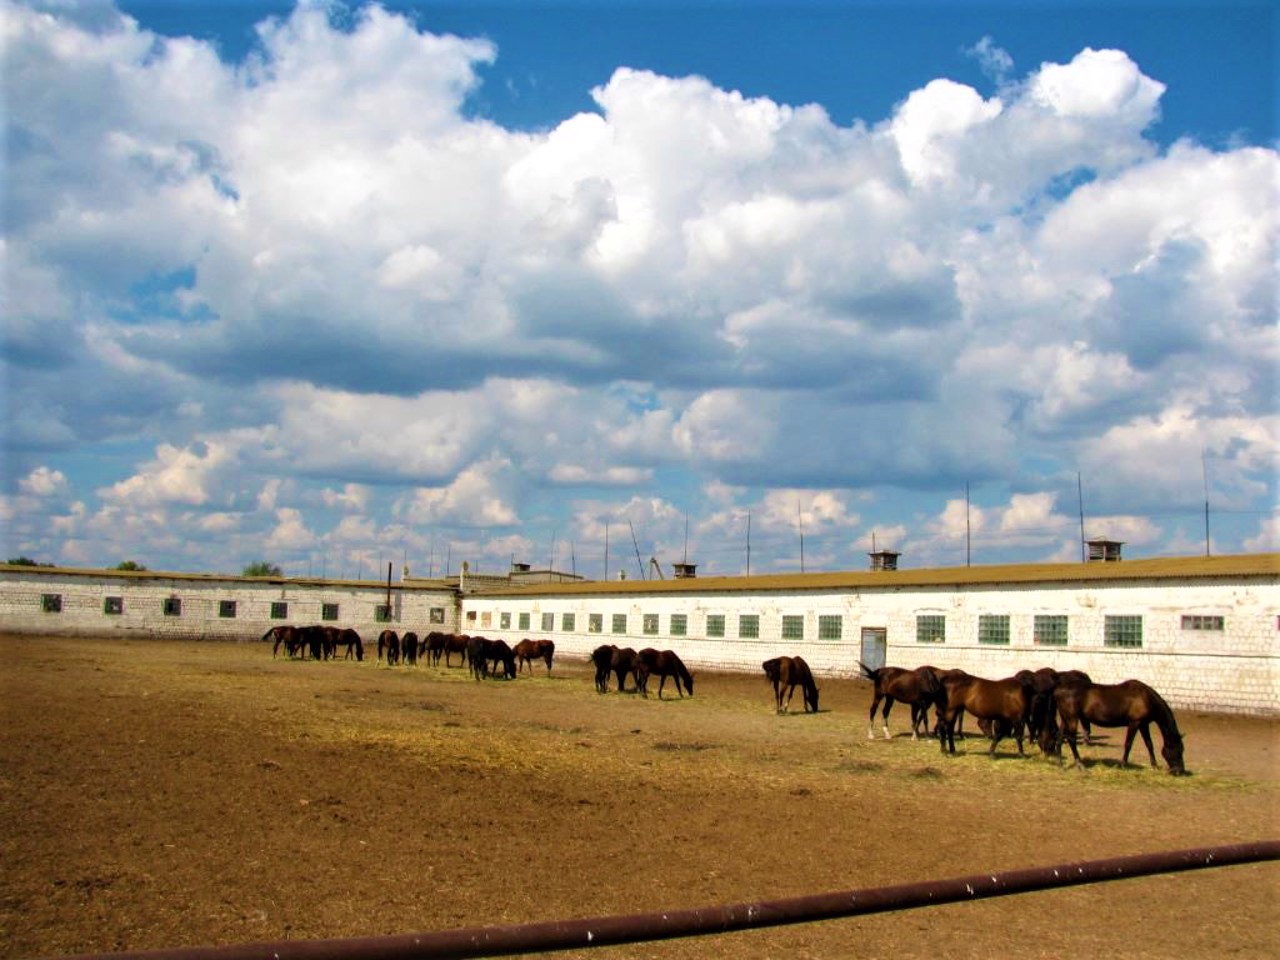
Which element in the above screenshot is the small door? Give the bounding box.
[860,627,887,671]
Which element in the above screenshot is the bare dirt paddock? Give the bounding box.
[2,635,1278,960]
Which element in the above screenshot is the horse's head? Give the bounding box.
[1163,733,1187,775]
[807,686,820,713]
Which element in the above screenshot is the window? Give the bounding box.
[517,612,530,630]
[431,607,447,624]
[480,612,492,628]
[818,615,842,641]
[978,614,1010,645]
[916,615,945,643]
[1105,615,1143,648]
[321,603,338,621]
[562,613,576,632]
[1034,615,1068,646]
[41,594,62,613]
[466,610,477,624]
[219,600,238,619]
[162,597,182,617]
[643,613,659,635]
[588,613,603,633]
[670,613,687,637]
[706,614,725,638]
[270,601,288,620]
[500,612,511,629]
[612,613,628,634]
[104,596,123,615]
[1182,615,1224,631]
[376,604,392,623]
[781,615,804,640]
[541,612,554,632]
[739,614,760,639]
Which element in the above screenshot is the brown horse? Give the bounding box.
[376,629,400,666]
[513,638,555,675]
[636,648,694,699]
[1044,679,1186,775]
[938,672,1035,756]
[762,656,819,713]
[443,633,470,667]
[589,644,616,693]
[860,663,944,740]
[610,647,643,693]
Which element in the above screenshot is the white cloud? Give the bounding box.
[100,442,231,507]
[18,466,68,497]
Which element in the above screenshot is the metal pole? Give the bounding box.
[45,841,1280,960]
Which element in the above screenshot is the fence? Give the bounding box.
[49,840,1280,960]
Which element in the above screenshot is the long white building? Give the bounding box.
[2,551,1277,715]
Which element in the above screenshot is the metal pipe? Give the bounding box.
[45,841,1280,960]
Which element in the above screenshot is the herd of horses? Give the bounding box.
[856,662,1187,775]
[264,628,1185,774]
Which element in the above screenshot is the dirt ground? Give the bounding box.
[1,635,1277,960]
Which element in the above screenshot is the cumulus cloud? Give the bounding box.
[2,0,1275,573]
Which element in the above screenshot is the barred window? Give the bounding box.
[781,615,804,640]
[270,601,288,620]
[916,614,945,643]
[162,597,182,617]
[1181,615,1224,631]
[1034,615,1068,646]
[220,600,238,619]
[1105,615,1143,648]
[978,614,1010,645]
[500,612,511,629]
[541,612,554,632]
[563,613,576,632]
[643,613,659,635]
[321,603,338,621]
[431,607,447,624]
[517,612,530,630]
[104,596,123,615]
[375,604,392,623]
[706,614,725,638]
[670,613,687,636]
[739,614,760,639]
[611,613,627,634]
[818,615,843,640]
[41,594,62,613]
[588,613,603,633]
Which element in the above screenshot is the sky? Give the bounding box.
[2,0,1277,581]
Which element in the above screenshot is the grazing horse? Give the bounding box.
[762,656,819,713]
[860,663,944,740]
[330,627,364,661]
[400,632,419,666]
[513,638,555,675]
[1044,679,1186,775]
[444,634,470,668]
[610,647,644,693]
[265,625,298,658]
[425,631,448,666]
[466,636,491,679]
[590,645,616,693]
[938,672,1035,756]
[636,649,694,699]
[376,630,401,666]
[483,638,517,679]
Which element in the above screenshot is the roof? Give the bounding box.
[0,563,457,592]
[467,552,1280,598]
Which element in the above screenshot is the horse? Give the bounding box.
[1043,679,1186,775]
[443,634,470,668]
[636,649,694,699]
[514,638,555,675]
[590,645,616,693]
[400,631,419,666]
[329,627,363,661]
[483,638,517,679]
[859,663,944,740]
[265,625,298,659]
[376,630,401,666]
[466,636,491,679]
[425,631,448,666]
[937,672,1035,756]
[762,656,819,713]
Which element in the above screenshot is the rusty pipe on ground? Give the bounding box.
[46,840,1280,960]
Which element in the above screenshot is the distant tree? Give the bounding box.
[7,556,51,566]
[115,560,147,571]
[242,561,284,578]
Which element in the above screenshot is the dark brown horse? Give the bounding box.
[762,656,819,713]
[860,663,944,740]
[443,633,470,667]
[610,647,643,693]
[513,638,555,675]
[589,644,616,693]
[938,672,1035,756]
[376,629,400,666]
[636,648,694,699]
[400,631,419,666]
[1043,679,1186,775]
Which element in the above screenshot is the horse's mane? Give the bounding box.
[1144,683,1182,738]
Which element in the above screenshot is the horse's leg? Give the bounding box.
[1138,722,1157,767]
[1121,725,1139,766]
[866,694,881,739]
[1061,718,1083,768]
[881,697,895,740]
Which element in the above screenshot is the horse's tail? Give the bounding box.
[858,661,880,682]
[262,626,279,644]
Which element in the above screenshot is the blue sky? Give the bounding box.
[3,0,1277,579]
